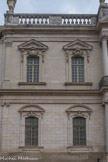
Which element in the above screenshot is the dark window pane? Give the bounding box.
[73,117,86,146]
[25,117,38,146]
[27,57,39,83]
[72,57,84,83]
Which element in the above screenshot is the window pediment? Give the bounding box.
[19,104,45,118]
[66,104,92,119]
[18,39,48,51]
[18,39,48,62]
[63,39,93,63]
[63,39,93,50]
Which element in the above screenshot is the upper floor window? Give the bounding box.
[27,57,39,83]
[25,117,38,146]
[72,57,84,83]
[73,117,86,146]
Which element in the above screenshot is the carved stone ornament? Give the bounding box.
[5,41,12,47]
[18,39,48,63]
[100,0,105,4]
[1,102,10,107]
[7,0,17,13]
[19,104,45,119]
[66,104,92,120]
[102,95,108,105]
[63,39,93,63]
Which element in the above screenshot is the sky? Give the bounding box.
[0,0,108,25]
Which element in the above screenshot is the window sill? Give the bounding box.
[19,146,44,152]
[64,82,93,86]
[67,146,92,152]
[18,82,46,86]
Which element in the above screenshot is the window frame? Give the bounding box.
[25,117,39,146]
[72,57,85,83]
[73,117,86,146]
[19,105,45,150]
[66,105,92,150]
[21,55,43,83]
[27,57,40,83]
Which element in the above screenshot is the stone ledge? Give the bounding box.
[67,146,92,152]
[19,146,44,152]
[64,82,93,86]
[18,82,46,86]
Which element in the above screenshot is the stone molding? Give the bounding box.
[64,82,93,86]
[19,104,45,119]
[63,39,93,63]
[18,82,46,86]
[66,104,92,120]
[67,146,92,152]
[18,39,48,63]
[19,146,44,152]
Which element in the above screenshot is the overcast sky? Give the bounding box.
[0,0,108,25]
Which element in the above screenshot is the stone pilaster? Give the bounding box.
[101,37,108,76]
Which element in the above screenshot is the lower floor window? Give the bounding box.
[73,117,86,146]
[25,117,38,146]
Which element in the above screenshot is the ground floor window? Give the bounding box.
[73,117,86,146]
[25,117,38,146]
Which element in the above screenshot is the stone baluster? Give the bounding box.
[67,17,70,24]
[45,16,47,24]
[41,16,43,24]
[71,17,74,24]
[76,16,78,24]
[33,16,35,24]
[24,16,27,25]
[64,17,66,24]
[79,17,82,24]
[87,18,90,24]
[37,16,39,24]
[83,17,86,24]
[20,16,23,24]
[29,16,31,24]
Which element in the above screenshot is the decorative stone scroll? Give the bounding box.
[66,104,92,120]
[18,39,48,63]
[63,39,93,63]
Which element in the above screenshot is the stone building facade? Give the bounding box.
[0,0,108,161]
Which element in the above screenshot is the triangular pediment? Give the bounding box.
[63,39,93,50]
[18,39,48,50]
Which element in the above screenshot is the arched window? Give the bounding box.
[72,57,84,83]
[73,117,86,146]
[27,57,39,83]
[25,117,38,146]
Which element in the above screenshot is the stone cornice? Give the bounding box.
[2,26,97,35]
[0,89,101,96]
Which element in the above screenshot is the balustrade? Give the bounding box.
[5,14,97,26]
[62,15,92,25]
[19,15,49,25]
